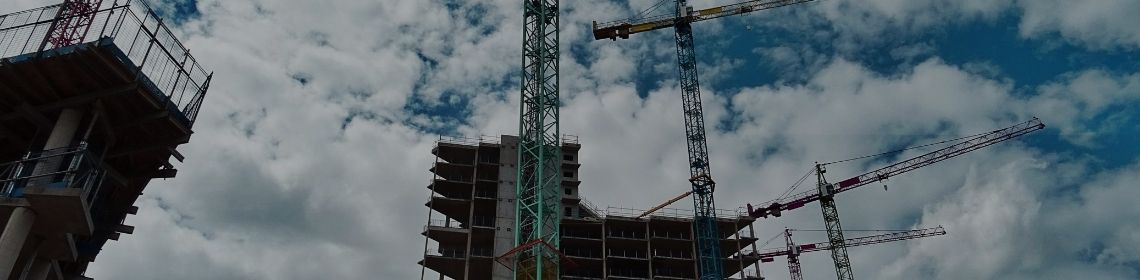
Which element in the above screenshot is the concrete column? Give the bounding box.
[44,108,84,150]
[23,258,53,280]
[0,207,37,278]
[29,108,86,187]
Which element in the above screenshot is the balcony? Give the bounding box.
[0,0,211,128]
[1,142,106,235]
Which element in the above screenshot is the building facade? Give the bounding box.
[420,135,764,280]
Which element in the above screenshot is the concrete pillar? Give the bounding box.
[29,108,86,187]
[23,258,53,280]
[44,108,84,150]
[0,207,37,278]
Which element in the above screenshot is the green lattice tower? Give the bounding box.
[513,0,561,279]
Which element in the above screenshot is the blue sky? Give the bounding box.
[6,0,1139,279]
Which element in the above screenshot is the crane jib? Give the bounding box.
[746,118,1045,219]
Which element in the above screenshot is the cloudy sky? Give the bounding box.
[8,0,1140,279]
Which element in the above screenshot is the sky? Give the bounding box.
[6,0,1140,279]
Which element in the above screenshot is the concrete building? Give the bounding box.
[419,135,764,280]
[0,1,210,279]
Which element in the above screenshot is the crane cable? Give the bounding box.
[757,231,786,250]
[819,128,997,167]
[791,229,920,232]
[633,0,671,19]
[775,168,815,201]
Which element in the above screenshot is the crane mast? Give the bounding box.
[47,0,103,48]
[507,0,562,278]
[592,1,814,278]
[746,118,1043,280]
[671,0,724,279]
[816,164,853,280]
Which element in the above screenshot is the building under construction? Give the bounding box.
[419,135,765,280]
[0,1,210,279]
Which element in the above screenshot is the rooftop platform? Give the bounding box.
[0,1,211,278]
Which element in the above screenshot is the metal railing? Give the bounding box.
[652,249,692,259]
[607,229,646,239]
[425,247,465,258]
[426,219,463,229]
[607,248,647,259]
[0,142,106,204]
[651,231,690,240]
[0,0,212,127]
[437,135,501,146]
[563,229,602,239]
[579,199,603,217]
[470,247,493,257]
[563,247,601,258]
[561,134,580,145]
[473,189,496,199]
[471,216,495,227]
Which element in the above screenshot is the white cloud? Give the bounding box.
[1026,69,1140,146]
[1018,0,1140,49]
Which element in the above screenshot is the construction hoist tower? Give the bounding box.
[592,1,815,278]
[495,0,565,279]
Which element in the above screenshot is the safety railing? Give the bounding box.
[651,249,691,259]
[607,229,646,239]
[651,231,690,240]
[471,216,495,227]
[437,135,501,146]
[0,0,212,127]
[579,199,603,217]
[563,229,602,239]
[561,134,580,145]
[473,189,496,199]
[470,247,493,257]
[426,219,463,229]
[0,142,106,204]
[607,248,647,259]
[425,247,465,258]
[562,247,602,258]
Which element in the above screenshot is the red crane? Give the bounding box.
[747,117,1044,280]
[47,0,103,48]
[748,226,947,280]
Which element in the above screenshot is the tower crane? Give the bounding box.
[751,226,947,280]
[592,1,814,278]
[747,117,1045,280]
[493,0,564,279]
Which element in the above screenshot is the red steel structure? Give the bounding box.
[751,226,947,280]
[748,117,1043,280]
[47,0,104,48]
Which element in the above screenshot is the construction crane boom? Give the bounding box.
[592,1,812,278]
[751,227,947,280]
[592,0,815,40]
[746,117,1042,280]
[748,117,1045,219]
[756,226,947,259]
